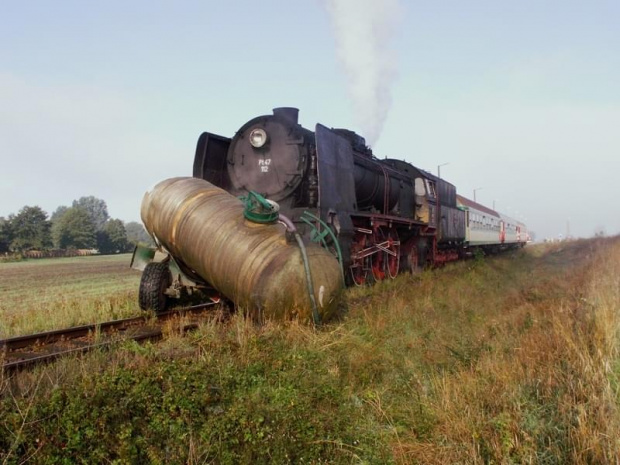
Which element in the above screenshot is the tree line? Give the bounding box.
[0,196,152,256]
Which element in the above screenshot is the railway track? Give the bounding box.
[0,303,219,374]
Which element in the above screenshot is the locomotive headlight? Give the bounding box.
[249,128,268,148]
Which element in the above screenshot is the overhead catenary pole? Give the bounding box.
[437,162,449,179]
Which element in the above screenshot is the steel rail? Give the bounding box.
[1,303,217,374]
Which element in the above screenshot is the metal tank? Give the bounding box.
[141,177,343,322]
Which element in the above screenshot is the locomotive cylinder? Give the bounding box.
[141,177,343,322]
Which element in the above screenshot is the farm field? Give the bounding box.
[1,237,620,463]
[0,254,142,338]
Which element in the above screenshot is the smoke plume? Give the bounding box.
[325,0,402,146]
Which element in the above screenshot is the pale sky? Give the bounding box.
[1,1,618,240]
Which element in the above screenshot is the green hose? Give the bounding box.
[294,232,321,326]
[240,195,321,325]
[300,211,345,284]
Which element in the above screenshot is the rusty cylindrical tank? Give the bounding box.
[141,177,343,322]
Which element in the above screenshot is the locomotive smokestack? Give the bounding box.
[273,107,299,125]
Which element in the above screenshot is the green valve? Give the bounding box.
[240,191,280,223]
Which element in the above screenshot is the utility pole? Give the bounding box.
[473,187,482,203]
[437,162,449,178]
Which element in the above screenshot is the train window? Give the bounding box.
[425,180,437,198]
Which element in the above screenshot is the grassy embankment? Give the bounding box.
[1,238,619,463]
[0,254,141,338]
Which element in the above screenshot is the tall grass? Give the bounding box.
[388,239,620,463]
[1,238,619,463]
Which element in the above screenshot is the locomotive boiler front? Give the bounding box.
[227,108,315,204]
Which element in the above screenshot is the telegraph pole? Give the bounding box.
[438,162,449,178]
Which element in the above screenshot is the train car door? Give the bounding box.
[500,220,506,243]
[465,210,470,242]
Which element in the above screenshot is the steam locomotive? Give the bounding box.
[193,107,528,286]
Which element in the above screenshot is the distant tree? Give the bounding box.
[55,207,97,249]
[97,219,130,254]
[72,196,109,232]
[125,221,154,247]
[50,205,70,248]
[50,205,69,223]
[0,217,13,253]
[10,206,52,251]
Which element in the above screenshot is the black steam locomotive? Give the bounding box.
[193,107,472,285]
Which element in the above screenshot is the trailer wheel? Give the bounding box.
[139,262,171,313]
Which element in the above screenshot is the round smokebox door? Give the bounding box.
[228,120,304,201]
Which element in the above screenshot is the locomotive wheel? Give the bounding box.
[350,229,372,286]
[371,227,400,281]
[371,248,387,281]
[139,262,172,313]
[386,229,400,279]
[350,258,369,286]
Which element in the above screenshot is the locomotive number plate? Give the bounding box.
[258,158,272,173]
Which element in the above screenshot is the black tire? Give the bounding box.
[139,262,171,313]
